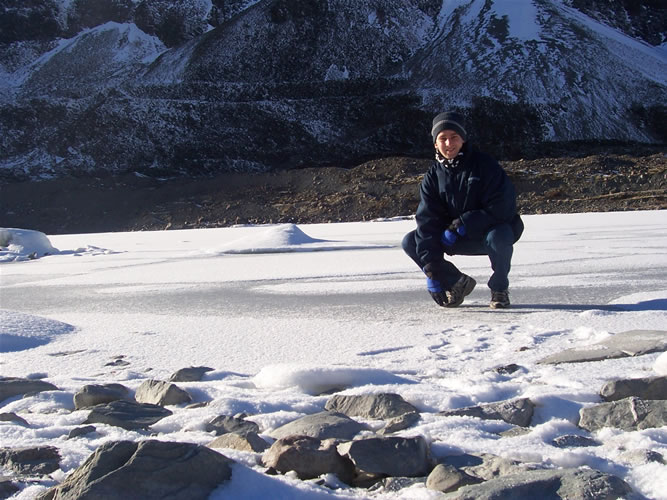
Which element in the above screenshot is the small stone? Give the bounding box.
[552,435,600,448]
[169,366,214,382]
[205,415,260,436]
[67,425,97,439]
[0,412,29,427]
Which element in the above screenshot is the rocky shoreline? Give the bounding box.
[1,144,665,235]
[1,331,665,499]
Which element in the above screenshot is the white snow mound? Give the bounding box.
[654,351,667,376]
[0,310,75,352]
[252,363,413,394]
[0,228,59,262]
[213,223,384,254]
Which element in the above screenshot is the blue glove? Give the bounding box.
[426,277,442,293]
[424,264,448,307]
[441,219,466,246]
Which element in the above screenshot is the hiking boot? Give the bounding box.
[490,290,510,309]
[445,274,476,307]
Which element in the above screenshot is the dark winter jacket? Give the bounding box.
[415,143,522,265]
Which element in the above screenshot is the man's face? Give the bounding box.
[435,130,464,160]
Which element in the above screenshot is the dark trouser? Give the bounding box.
[402,222,520,291]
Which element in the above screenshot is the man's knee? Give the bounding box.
[402,230,417,254]
[485,224,514,251]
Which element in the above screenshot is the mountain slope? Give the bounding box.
[0,0,664,180]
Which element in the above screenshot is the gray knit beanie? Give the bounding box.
[431,111,467,143]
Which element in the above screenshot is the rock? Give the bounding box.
[36,440,233,500]
[324,393,419,420]
[0,412,29,426]
[538,330,667,365]
[445,454,531,481]
[0,446,61,476]
[440,467,633,499]
[262,436,354,483]
[169,366,214,382]
[619,449,665,465]
[135,379,192,406]
[368,476,425,492]
[379,411,420,435]
[270,411,368,441]
[439,398,535,427]
[0,476,19,499]
[499,427,531,438]
[551,435,600,448]
[67,425,97,439]
[493,364,522,375]
[0,377,58,403]
[600,376,667,401]
[205,415,260,436]
[426,464,481,493]
[209,431,269,453]
[84,399,173,430]
[337,436,431,477]
[73,383,131,409]
[578,397,667,432]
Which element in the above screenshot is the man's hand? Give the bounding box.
[441,218,466,246]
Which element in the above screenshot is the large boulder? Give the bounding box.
[440,467,633,499]
[262,436,354,483]
[439,398,535,427]
[578,397,667,432]
[73,383,131,409]
[426,464,481,493]
[270,411,368,440]
[324,393,419,420]
[600,376,667,401]
[337,436,431,477]
[0,377,58,403]
[134,379,192,406]
[0,446,60,476]
[36,440,234,500]
[208,432,269,453]
[84,399,172,430]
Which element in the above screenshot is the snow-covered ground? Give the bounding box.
[1,210,666,499]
